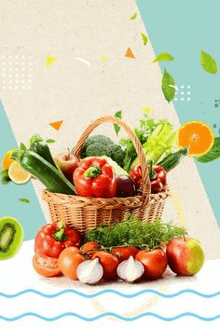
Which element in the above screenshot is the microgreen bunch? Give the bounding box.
[85,216,187,250]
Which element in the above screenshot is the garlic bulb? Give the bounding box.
[76,258,104,284]
[117,256,144,282]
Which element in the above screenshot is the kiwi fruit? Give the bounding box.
[0,216,24,260]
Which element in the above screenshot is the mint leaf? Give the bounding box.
[114,110,122,136]
[197,137,220,163]
[46,139,56,144]
[162,69,176,102]
[141,33,148,46]
[130,12,137,20]
[19,198,30,204]
[153,52,174,63]
[200,50,218,74]
[20,143,27,151]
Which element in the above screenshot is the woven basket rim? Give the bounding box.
[42,187,170,202]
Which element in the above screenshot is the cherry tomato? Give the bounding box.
[34,223,81,259]
[80,241,99,254]
[32,255,61,277]
[111,246,138,262]
[58,247,84,280]
[91,251,119,280]
[135,249,167,280]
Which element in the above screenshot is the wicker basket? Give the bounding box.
[42,115,170,234]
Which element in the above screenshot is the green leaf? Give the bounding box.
[46,139,56,144]
[161,69,176,102]
[1,169,9,177]
[200,50,218,74]
[19,198,30,204]
[114,110,122,136]
[141,33,148,46]
[20,143,27,151]
[197,137,220,163]
[1,176,11,184]
[29,134,43,146]
[130,12,137,20]
[153,52,174,63]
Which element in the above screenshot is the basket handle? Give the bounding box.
[73,115,150,196]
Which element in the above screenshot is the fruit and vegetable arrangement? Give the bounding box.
[0,112,215,281]
[32,217,205,283]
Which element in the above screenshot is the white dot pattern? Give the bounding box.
[0,55,33,89]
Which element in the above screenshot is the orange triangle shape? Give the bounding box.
[49,120,63,131]
[125,47,135,58]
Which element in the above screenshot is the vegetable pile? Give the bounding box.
[32,217,205,284]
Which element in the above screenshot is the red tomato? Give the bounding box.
[34,223,81,259]
[32,255,61,277]
[91,251,119,280]
[58,247,84,280]
[135,249,167,280]
[111,246,138,262]
[80,241,99,254]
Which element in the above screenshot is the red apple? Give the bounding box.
[55,152,79,182]
[166,237,205,276]
[135,248,167,280]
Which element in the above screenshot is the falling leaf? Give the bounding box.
[49,120,63,131]
[200,50,218,74]
[130,12,137,20]
[125,47,135,58]
[141,33,148,46]
[153,52,174,63]
[46,56,59,67]
[114,110,122,135]
[162,69,176,102]
[99,55,109,62]
[46,139,56,144]
[20,143,27,151]
[19,198,30,204]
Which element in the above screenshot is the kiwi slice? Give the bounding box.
[0,217,24,260]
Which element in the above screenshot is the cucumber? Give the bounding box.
[11,150,76,195]
[157,148,187,172]
[30,141,57,168]
[29,135,58,169]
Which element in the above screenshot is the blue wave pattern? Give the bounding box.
[0,312,220,322]
[0,288,219,299]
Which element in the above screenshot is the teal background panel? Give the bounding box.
[0,101,46,241]
[137,0,220,227]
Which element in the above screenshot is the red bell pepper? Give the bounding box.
[130,161,167,194]
[73,157,117,198]
[34,222,81,259]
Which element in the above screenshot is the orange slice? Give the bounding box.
[178,121,214,157]
[125,47,135,58]
[8,162,31,185]
[1,150,15,170]
[49,120,63,131]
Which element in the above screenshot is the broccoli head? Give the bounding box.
[80,135,114,158]
[109,144,125,168]
[86,143,112,158]
[79,134,125,167]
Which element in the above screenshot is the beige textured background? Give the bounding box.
[0,0,219,259]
